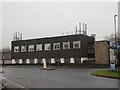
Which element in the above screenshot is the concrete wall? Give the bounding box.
[95,41,110,64]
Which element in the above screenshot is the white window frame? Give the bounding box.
[53,43,60,50]
[21,45,27,52]
[14,46,19,52]
[28,45,34,51]
[45,43,51,50]
[36,44,42,51]
[63,42,70,49]
[73,41,81,49]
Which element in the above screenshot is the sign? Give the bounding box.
[117,43,120,50]
[110,64,116,70]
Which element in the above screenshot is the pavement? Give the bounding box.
[1,65,119,89]
[0,65,3,90]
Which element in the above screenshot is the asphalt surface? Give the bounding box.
[2,65,119,89]
[0,65,2,90]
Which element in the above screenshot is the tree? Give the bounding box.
[0,47,11,53]
[104,33,120,46]
[104,33,120,67]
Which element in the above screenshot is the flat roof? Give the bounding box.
[12,34,93,42]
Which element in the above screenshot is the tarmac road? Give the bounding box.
[2,65,119,89]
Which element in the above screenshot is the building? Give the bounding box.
[95,41,110,64]
[2,52,11,64]
[11,34,95,65]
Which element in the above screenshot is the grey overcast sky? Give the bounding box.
[1,1,118,48]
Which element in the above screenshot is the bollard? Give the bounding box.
[42,58,47,69]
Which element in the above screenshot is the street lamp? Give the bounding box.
[114,15,117,45]
[114,15,117,66]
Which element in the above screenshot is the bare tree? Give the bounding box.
[104,33,120,46]
[0,47,11,53]
[104,33,120,67]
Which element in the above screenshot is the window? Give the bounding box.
[28,45,34,51]
[63,42,70,49]
[21,46,26,52]
[60,58,65,63]
[45,43,51,50]
[70,58,75,63]
[73,41,80,49]
[14,46,19,52]
[53,43,60,50]
[36,44,42,51]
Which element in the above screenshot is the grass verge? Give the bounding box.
[91,70,120,79]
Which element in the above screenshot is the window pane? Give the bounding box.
[14,46,19,52]
[53,43,60,50]
[45,44,51,50]
[36,44,42,51]
[21,46,26,52]
[28,45,34,51]
[63,42,70,49]
[73,41,80,49]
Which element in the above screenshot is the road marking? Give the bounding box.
[3,77,26,88]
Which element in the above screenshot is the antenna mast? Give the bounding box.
[13,32,23,41]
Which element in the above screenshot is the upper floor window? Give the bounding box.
[73,41,81,49]
[14,46,19,52]
[63,42,70,49]
[45,43,51,50]
[21,46,27,52]
[53,43,60,50]
[36,44,42,51]
[28,45,34,51]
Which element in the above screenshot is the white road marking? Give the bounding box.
[2,77,26,88]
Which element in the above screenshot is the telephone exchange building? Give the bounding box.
[11,34,95,65]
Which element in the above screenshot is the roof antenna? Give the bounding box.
[85,24,87,35]
[75,26,77,34]
[79,23,81,34]
[82,23,85,35]
[67,32,68,35]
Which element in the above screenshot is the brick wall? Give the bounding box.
[95,41,110,64]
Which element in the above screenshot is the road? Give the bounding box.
[2,65,119,89]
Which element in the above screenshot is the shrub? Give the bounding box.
[82,59,95,64]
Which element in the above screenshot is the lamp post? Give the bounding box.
[114,15,117,66]
[114,15,117,45]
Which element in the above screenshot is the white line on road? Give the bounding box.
[3,77,26,88]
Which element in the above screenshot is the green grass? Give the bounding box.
[92,70,120,78]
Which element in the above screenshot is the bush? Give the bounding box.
[82,59,95,64]
[107,69,120,73]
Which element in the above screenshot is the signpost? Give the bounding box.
[117,43,120,50]
[110,63,116,70]
[110,43,120,70]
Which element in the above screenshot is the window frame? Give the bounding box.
[21,45,27,52]
[53,43,60,50]
[28,45,34,51]
[36,44,42,51]
[63,42,70,49]
[14,46,19,52]
[73,41,81,49]
[45,43,51,50]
